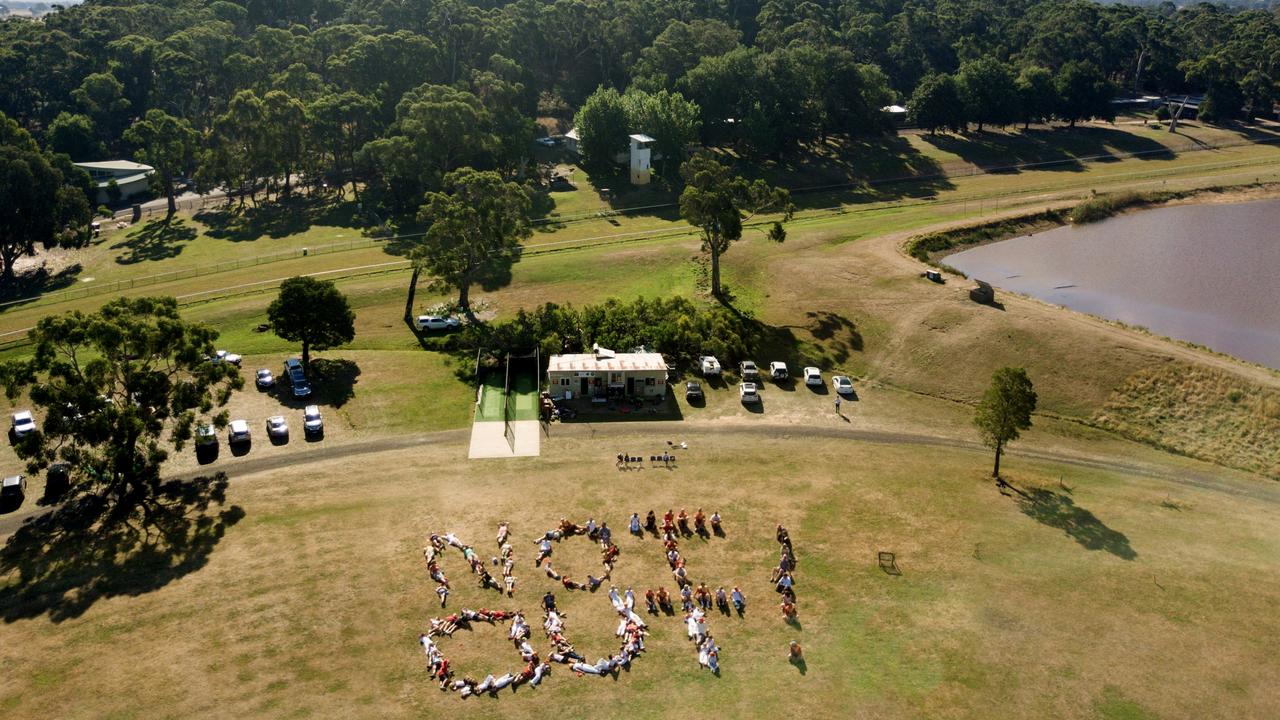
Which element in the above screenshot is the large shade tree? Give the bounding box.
[267,276,356,373]
[678,152,793,299]
[124,109,199,216]
[0,113,90,286]
[0,296,243,499]
[973,366,1038,479]
[410,168,532,315]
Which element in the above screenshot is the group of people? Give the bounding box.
[772,525,799,620]
[425,528,517,608]
[533,517,621,583]
[633,508,722,539]
[420,608,523,693]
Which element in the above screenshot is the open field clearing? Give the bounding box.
[1,429,1277,719]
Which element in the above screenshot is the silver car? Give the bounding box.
[739,382,761,404]
[227,419,251,444]
[266,415,289,440]
[303,405,324,437]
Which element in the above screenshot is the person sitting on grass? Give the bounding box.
[789,640,803,662]
[542,591,557,612]
[586,574,605,592]
[630,513,642,535]
[601,542,620,569]
[776,524,791,548]
[645,510,658,534]
[776,571,794,594]
[695,582,713,610]
[673,564,689,588]
[436,585,449,607]
[663,509,676,534]
[715,586,730,614]
[656,586,673,612]
[535,538,553,566]
[584,517,597,538]
[694,508,707,535]
[561,575,585,591]
[667,547,681,568]
[496,522,509,547]
[781,599,797,620]
[560,518,582,537]
[711,511,722,534]
[598,523,612,547]
[677,509,691,535]
[645,588,658,614]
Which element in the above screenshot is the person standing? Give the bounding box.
[835,394,842,415]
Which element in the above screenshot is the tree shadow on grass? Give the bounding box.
[0,263,83,307]
[275,358,361,411]
[0,472,244,623]
[1012,485,1136,560]
[111,218,198,264]
[197,197,362,243]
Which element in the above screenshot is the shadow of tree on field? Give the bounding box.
[0,263,83,306]
[1012,486,1136,560]
[0,472,244,623]
[111,218,198,264]
[197,196,362,243]
[309,358,361,408]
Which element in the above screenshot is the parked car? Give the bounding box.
[45,463,70,501]
[303,405,324,437]
[740,360,760,380]
[11,410,36,438]
[290,374,312,398]
[685,381,704,401]
[0,474,26,509]
[832,375,854,394]
[227,419,251,444]
[699,356,722,376]
[415,315,460,331]
[769,361,789,381]
[255,368,275,389]
[534,136,558,147]
[266,415,289,440]
[803,367,823,386]
[739,382,761,404]
[283,358,303,375]
[214,350,242,365]
[923,269,944,283]
[196,424,218,447]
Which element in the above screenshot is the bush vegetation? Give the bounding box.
[905,210,1066,262]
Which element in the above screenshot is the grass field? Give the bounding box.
[2,120,1280,718]
[1,430,1276,719]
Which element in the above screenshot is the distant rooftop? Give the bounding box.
[629,133,656,143]
[74,160,153,172]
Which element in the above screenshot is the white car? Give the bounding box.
[803,367,822,386]
[255,369,275,389]
[303,405,324,437]
[214,350,242,366]
[266,415,289,440]
[227,419,251,444]
[534,137,557,147]
[11,411,36,438]
[769,361,788,381]
[739,382,761,404]
[740,360,760,380]
[415,315,460,331]
[832,375,854,395]
[699,356,722,375]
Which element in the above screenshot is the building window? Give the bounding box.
[645,377,655,386]
[560,378,570,386]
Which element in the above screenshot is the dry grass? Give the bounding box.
[1096,363,1280,478]
[1,430,1278,719]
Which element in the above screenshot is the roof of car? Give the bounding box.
[12,410,33,420]
[305,405,320,414]
[268,415,285,423]
[229,419,249,430]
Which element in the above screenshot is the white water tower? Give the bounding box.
[629,134,654,185]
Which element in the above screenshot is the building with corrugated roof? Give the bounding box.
[547,345,668,399]
[74,160,154,204]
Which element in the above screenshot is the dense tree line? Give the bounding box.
[2,0,1280,278]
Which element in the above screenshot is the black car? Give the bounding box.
[1,474,26,511]
[685,381,704,401]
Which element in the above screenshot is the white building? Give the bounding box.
[546,345,668,399]
[629,134,654,185]
[74,160,154,204]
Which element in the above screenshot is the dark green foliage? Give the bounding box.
[267,276,356,372]
[909,74,966,134]
[463,297,762,370]
[906,211,1068,262]
[0,296,243,497]
[974,367,1038,478]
